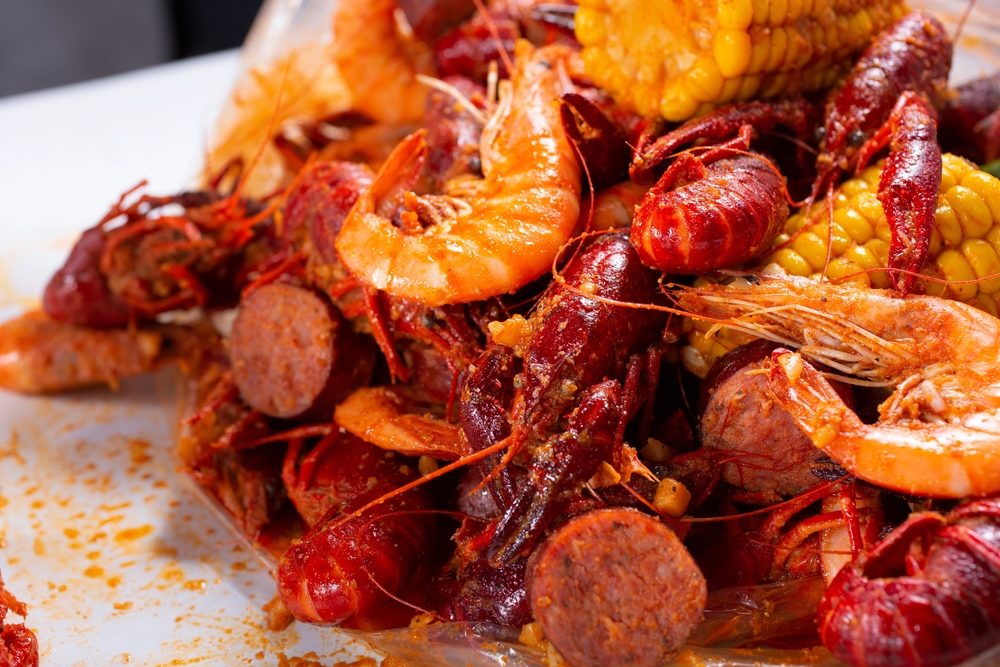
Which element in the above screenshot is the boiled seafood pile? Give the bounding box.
[2,1,1000,666]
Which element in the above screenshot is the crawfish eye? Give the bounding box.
[814,126,827,144]
[847,129,866,148]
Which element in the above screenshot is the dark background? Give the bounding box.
[0,0,266,99]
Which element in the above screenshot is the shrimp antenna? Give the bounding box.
[415,74,488,125]
[472,0,515,75]
[954,0,979,44]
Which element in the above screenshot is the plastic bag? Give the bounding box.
[192,1,1000,665]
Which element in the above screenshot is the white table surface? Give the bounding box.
[0,52,372,666]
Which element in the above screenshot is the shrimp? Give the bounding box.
[675,276,1000,498]
[335,42,582,307]
[332,0,433,125]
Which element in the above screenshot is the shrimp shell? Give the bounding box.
[335,42,581,307]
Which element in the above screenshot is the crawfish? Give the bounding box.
[0,569,38,667]
[635,12,952,293]
[276,430,436,626]
[630,128,789,275]
[460,230,669,563]
[820,497,1000,667]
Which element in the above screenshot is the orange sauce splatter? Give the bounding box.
[64,528,80,539]
[113,602,133,611]
[115,525,153,542]
[107,576,123,588]
[128,439,152,465]
[84,565,105,578]
[184,580,207,591]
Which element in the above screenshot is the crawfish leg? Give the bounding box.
[488,380,621,565]
[630,99,816,184]
[855,92,941,294]
[460,345,520,509]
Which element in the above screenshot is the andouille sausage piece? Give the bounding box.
[0,311,166,393]
[228,283,375,419]
[527,508,707,667]
[699,339,854,496]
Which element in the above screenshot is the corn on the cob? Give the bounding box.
[680,154,1000,377]
[575,0,907,122]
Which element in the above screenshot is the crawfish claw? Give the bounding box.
[860,92,941,294]
[487,380,620,565]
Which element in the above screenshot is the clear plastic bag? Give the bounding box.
[193,1,1000,665]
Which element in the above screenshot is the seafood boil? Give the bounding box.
[2,1,1000,666]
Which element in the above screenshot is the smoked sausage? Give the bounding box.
[699,339,854,496]
[228,283,375,419]
[526,508,706,667]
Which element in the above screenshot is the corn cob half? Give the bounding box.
[575,0,907,122]
[681,154,1000,377]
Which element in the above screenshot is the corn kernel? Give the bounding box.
[929,227,943,257]
[961,239,1000,294]
[747,28,771,74]
[840,177,870,198]
[935,249,978,301]
[975,292,999,318]
[709,342,731,360]
[947,185,993,239]
[860,238,890,288]
[854,8,874,38]
[939,162,959,193]
[800,0,814,17]
[787,0,804,21]
[826,257,870,287]
[853,191,882,223]
[752,0,770,24]
[934,200,963,247]
[833,206,874,244]
[718,76,743,103]
[890,2,905,20]
[766,27,788,71]
[769,0,788,24]
[574,8,608,45]
[859,165,883,186]
[688,329,715,355]
[922,269,946,297]
[874,216,892,243]
[737,73,763,99]
[987,225,1000,258]
[719,0,755,29]
[714,30,753,77]
[962,171,1000,224]
[786,212,808,234]
[661,82,700,122]
[762,72,790,98]
[770,247,813,276]
[686,56,725,102]
[844,243,878,272]
[942,154,977,183]
[792,231,830,271]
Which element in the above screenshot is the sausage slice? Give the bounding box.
[527,508,706,667]
[229,283,374,419]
